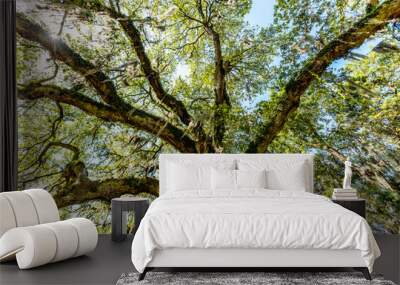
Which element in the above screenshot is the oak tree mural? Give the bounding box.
[16,0,400,233]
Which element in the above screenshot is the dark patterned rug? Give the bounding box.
[116,272,395,285]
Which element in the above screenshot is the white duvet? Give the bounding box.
[131,190,380,273]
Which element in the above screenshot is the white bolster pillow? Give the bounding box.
[24,189,60,224]
[0,218,97,269]
[64,218,98,257]
[0,226,57,268]
[0,196,17,237]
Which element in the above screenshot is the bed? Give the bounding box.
[131,154,380,280]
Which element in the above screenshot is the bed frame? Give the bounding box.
[139,154,371,280]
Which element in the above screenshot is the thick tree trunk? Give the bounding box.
[210,30,230,149]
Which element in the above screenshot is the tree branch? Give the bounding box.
[194,0,230,148]
[16,12,131,112]
[38,142,80,163]
[105,8,210,150]
[51,159,159,207]
[55,1,212,151]
[117,18,188,118]
[16,12,204,153]
[247,0,400,153]
[18,84,198,153]
[53,176,159,208]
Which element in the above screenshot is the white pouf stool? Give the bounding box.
[0,189,98,269]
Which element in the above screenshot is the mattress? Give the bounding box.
[131,190,380,273]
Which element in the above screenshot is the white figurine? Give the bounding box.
[342,157,352,189]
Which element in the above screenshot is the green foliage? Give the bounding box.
[271,45,400,233]
[16,0,400,233]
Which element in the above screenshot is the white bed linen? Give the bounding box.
[131,190,380,273]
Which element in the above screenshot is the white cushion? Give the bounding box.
[0,189,60,237]
[211,168,236,190]
[0,189,98,269]
[24,189,60,223]
[211,169,268,190]
[236,169,267,189]
[65,218,98,257]
[0,196,16,237]
[167,163,211,191]
[0,218,97,269]
[42,221,79,262]
[238,159,308,191]
[0,226,57,269]
[167,159,235,191]
[0,192,39,227]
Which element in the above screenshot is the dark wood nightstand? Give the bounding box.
[111,197,150,241]
[332,198,366,218]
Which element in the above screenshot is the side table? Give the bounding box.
[111,197,149,241]
[332,198,366,218]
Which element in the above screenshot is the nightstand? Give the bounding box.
[332,198,366,218]
[111,197,150,241]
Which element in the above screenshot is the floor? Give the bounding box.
[0,234,399,285]
[0,235,133,285]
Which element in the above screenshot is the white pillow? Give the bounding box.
[236,169,267,189]
[166,159,236,192]
[238,159,308,191]
[167,163,210,191]
[211,169,268,190]
[211,168,236,190]
[266,162,307,191]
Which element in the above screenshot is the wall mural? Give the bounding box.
[16,0,399,233]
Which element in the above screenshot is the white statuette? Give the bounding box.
[342,157,352,190]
